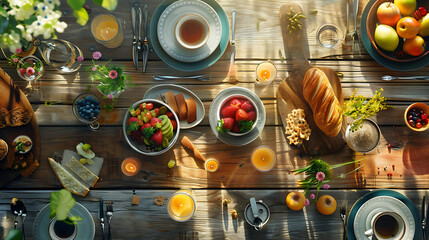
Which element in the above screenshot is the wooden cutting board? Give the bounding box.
[276,3,346,156]
[0,67,40,186]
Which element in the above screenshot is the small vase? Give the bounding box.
[344,119,381,153]
[48,217,77,240]
[95,82,125,99]
[16,55,44,82]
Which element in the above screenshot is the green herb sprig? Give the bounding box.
[342,88,389,131]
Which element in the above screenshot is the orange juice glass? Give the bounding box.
[204,159,219,173]
[168,189,196,222]
[251,145,277,172]
[121,157,141,176]
[91,14,124,48]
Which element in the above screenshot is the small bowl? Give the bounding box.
[0,139,8,161]
[404,102,429,131]
[72,93,102,124]
[217,94,259,136]
[366,0,429,62]
[175,14,210,49]
[13,135,32,154]
[123,99,180,156]
[344,119,381,153]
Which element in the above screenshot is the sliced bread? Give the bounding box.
[48,158,89,196]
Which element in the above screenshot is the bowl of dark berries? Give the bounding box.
[404,102,429,131]
[72,93,102,130]
[216,94,258,136]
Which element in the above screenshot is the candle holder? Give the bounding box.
[167,189,197,222]
[250,145,277,172]
[204,159,219,173]
[255,61,277,85]
[121,157,141,176]
[91,14,124,48]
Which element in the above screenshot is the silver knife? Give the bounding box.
[229,9,236,67]
[423,196,427,240]
[142,4,149,72]
[99,198,105,240]
[131,5,142,70]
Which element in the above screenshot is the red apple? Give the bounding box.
[396,17,420,39]
[377,2,401,26]
[403,35,426,56]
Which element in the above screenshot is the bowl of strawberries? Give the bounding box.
[123,99,180,156]
[216,94,259,136]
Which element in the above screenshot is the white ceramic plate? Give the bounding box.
[33,202,95,240]
[157,0,222,62]
[353,196,415,240]
[143,84,205,129]
[209,87,266,146]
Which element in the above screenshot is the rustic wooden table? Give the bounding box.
[1,0,429,239]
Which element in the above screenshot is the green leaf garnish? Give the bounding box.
[216,119,228,134]
[142,127,155,139]
[50,189,76,221]
[239,120,253,133]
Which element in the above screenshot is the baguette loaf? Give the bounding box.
[302,67,342,137]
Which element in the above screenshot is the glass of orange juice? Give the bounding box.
[167,189,197,222]
[251,145,277,172]
[204,159,219,173]
[91,14,124,48]
[255,61,277,85]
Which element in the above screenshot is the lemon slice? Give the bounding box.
[48,158,89,196]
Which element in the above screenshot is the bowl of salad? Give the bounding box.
[123,99,180,156]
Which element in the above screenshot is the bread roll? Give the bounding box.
[175,93,187,121]
[163,91,179,115]
[303,67,342,137]
[185,98,197,123]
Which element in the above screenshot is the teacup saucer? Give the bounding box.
[157,0,222,62]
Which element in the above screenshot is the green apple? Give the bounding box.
[419,14,429,37]
[394,0,417,16]
[374,24,399,52]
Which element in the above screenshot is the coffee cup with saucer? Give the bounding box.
[175,14,210,49]
[364,211,406,240]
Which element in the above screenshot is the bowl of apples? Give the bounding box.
[367,0,429,62]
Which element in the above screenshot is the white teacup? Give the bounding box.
[175,14,210,49]
[364,211,405,240]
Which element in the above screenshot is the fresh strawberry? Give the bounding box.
[145,103,154,110]
[171,120,177,130]
[146,111,152,120]
[222,117,234,130]
[151,117,162,129]
[221,105,239,118]
[166,112,174,119]
[235,109,249,122]
[241,101,254,112]
[247,111,256,121]
[230,99,242,108]
[141,123,151,130]
[126,117,139,131]
[139,103,145,111]
[151,130,163,146]
[153,108,160,116]
[231,121,241,133]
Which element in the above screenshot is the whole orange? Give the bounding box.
[286,191,306,211]
[316,195,337,215]
[404,35,426,56]
[396,17,420,39]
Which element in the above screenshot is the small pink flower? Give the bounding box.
[304,199,310,206]
[13,58,18,63]
[19,68,25,75]
[26,67,35,76]
[310,194,315,199]
[15,48,22,54]
[107,94,114,99]
[323,184,330,190]
[109,70,118,79]
[77,56,84,62]
[92,51,102,60]
[316,172,325,181]
[92,66,97,71]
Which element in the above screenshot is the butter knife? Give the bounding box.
[229,9,236,67]
[142,4,149,72]
[131,5,142,70]
[423,196,427,240]
[99,198,105,240]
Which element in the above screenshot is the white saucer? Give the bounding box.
[157,0,222,62]
[353,196,415,240]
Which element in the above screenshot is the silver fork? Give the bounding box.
[382,75,429,81]
[153,75,210,81]
[340,200,348,240]
[352,0,360,55]
[106,201,113,240]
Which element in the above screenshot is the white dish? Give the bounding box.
[157,0,222,62]
[353,196,415,240]
[143,84,205,129]
[209,87,266,146]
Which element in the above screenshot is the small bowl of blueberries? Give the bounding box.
[72,93,102,130]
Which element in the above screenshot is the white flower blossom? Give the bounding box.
[7,0,35,21]
[16,24,32,41]
[0,30,22,53]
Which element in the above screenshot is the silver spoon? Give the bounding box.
[382,75,429,81]
[10,198,26,239]
[250,198,263,231]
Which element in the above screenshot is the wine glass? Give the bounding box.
[16,55,44,93]
[72,93,102,130]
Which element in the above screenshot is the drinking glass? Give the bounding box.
[16,55,44,94]
[91,14,124,48]
[167,189,197,222]
[316,24,343,48]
